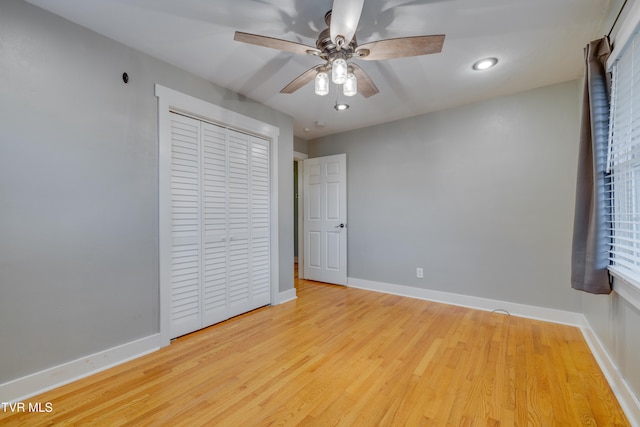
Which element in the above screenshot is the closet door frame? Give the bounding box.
[156,84,280,347]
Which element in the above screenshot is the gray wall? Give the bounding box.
[294,136,309,155]
[0,0,293,384]
[310,81,582,312]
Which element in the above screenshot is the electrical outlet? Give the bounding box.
[416,268,424,279]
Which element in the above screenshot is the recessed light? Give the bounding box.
[472,57,498,71]
[334,102,349,111]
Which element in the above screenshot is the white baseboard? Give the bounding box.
[0,334,161,403]
[347,277,583,326]
[581,320,640,427]
[277,288,297,305]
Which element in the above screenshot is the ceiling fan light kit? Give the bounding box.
[234,0,445,106]
[315,63,358,97]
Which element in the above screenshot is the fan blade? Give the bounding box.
[234,31,321,56]
[330,0,364,47]
[280,65,324,94]
[356,35,445,61]
[350,63,378,98]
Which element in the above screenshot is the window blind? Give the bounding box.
[608,32,640,283]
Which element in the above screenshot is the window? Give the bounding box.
[607,27,640,304]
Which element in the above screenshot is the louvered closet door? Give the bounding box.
[250,136,271,307]
[201,123,229,326]
[226,130,251,316]
[169,113,271,339]
[169,114,202,338]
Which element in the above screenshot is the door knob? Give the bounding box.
[335,223,346,228]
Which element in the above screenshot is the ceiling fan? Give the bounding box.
[234,0,445,98]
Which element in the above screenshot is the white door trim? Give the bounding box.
[155,84,279,347]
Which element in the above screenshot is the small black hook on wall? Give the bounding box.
[122,72,129,84]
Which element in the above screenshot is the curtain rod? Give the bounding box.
[609,0,629,38]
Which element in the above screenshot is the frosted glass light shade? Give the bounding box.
[343,72,357,97]
[332,58,347,84]
[315,72,329,96]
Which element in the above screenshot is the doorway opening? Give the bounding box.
[294,151,308,284]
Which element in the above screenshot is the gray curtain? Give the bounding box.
[571,37,612,294]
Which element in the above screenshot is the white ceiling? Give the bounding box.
[26,0,622,139]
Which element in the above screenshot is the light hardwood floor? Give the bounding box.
[1,269,630,426]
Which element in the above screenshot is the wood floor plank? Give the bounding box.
[0,271,630,426]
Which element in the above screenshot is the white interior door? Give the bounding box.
[303,154,347,285]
